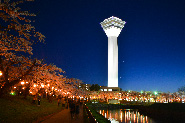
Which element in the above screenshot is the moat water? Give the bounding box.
[97,109,157,123]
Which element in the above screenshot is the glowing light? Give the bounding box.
[33,84,36,87]
[41,84,44,88]
[21,82,25,85]
[10,92,15,95]
[14,87,16,89]
[26,82,28,84]
[0,71,2,76]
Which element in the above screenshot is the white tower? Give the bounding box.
[100,16,126,87]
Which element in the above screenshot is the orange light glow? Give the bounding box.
[0,71,2,76]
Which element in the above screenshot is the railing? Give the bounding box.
[84,104,97,123]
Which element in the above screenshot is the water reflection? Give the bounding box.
[98,109,155,123]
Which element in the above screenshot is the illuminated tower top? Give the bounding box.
[100,16,126,37]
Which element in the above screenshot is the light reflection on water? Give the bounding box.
[98,109,156,123]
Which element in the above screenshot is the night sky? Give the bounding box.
[28,0,185,92]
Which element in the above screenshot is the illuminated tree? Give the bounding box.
[0,0,86,99]
[27,65,86,99]
[28,63,65,95]
[0,0,45,96]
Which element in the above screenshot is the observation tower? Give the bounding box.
[100,16,126,87]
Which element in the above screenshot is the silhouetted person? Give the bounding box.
[61,97,66,109]
[75,101,80,119]
[58,98,61,107]
[38,94,41,106]
[69,100,75,119]
[32,95,37,104]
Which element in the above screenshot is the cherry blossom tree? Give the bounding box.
[0,0,45,96]
[28,63,65,96]
[0,0,86,99]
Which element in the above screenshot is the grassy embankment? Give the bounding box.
[0,95,62,123]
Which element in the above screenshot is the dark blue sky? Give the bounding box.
[29,0,185,92]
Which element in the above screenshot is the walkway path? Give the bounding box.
[41,105,84,123]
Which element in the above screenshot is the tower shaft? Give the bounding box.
[108,36,118,87]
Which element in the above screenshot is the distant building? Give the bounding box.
[100,86,120,92]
